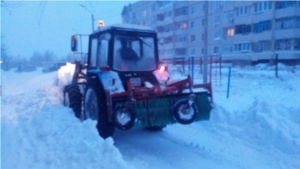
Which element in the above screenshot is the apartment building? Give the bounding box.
[121,1,300,62]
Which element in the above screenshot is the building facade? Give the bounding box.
[121,1,300,62]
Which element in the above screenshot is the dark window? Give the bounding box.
[275,1,300,9]
[175,7,188,16]
[275,16,300,29]
[164,36,173,44]
[157,13,165,21]
[213,46,219,54]
[234,42,251,52]
[156,26,164,33]
[235,24,251,34]
[175,48,187,55]
[253,20,272,33]
[252,40,271,52]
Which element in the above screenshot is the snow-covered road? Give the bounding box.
[1,64,300,169]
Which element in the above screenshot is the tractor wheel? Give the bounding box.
[112,105,136,131]
[64,85,82,119]
[173,99,197,125]
[84,82,114,139]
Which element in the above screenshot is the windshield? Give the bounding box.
[113,34,156,71]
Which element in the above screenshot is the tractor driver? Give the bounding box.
[116,37,139,70]
[118,38,139,61]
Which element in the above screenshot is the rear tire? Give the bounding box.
[84,81,114,139]
[64,85,82,119]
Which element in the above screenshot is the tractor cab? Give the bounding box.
[72,23,162,88]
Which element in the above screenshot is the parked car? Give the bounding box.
[42,63,66,73]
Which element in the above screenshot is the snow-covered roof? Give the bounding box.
[93,23,156,34]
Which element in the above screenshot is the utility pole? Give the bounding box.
[80,4,95,32]
[203,1,209,84]
[91,14,94,32]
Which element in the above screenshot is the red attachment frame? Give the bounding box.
[111,76,213,103]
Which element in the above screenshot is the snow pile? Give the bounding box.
[1,68,132,169]
[56,62,76,95]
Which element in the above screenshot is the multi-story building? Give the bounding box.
[122,1,300,63]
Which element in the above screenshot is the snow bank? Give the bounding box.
[56,62,76,97]
[208,66,300,156]
[1,68,132,169]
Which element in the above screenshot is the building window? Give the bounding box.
[214,15,221,25]
[235,24,251,34]
[226,27,235,36]
[190,48,195,55]
[202,3,206,11]
[222,44,233,53]
[275,1,300,9]
[175,48,187,55]
[166,11,173,19]
[156,26,164,33]
[175,7,188,16]
[253,20,272,33]
[224,10,234,20]
[252,40,271,52]
[175,34,187,42]
[175,21,188,30]
[275,16,300,29]
[164,36,173,44]
[214,1,223,11]
[190,21,195,29]
[202,33,205,41]
[166,49,173,56]
[164,24,173,32]
[234,42,251,52]
[158,1,173,9]
[202,19,205,26]
[190,34,196,42]
[157,13,165,21]
[254,1,272,13]
[236,6,250,16]
[214,31,221,40]
[275,38,300,50]
[213,46,219,54]
[190,6,195,14]
[159,49,164,56]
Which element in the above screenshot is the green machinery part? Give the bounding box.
[114,92,212,128]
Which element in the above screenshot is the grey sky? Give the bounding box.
[1,1,135,59]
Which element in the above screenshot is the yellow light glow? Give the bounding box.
[98,20,105,28]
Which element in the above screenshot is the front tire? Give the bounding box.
[112,105,135,130]
[173,99,197,124]
[84,82,114,139]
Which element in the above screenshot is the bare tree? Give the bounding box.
[1,43,12,70]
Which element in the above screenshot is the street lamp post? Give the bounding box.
[79,4,95,32]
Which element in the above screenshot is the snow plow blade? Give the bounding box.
[113,92,212,128]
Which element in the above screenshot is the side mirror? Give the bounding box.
[71,35,78,52]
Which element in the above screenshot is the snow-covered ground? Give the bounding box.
[1,64,300,169]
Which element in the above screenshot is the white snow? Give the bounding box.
[1,64,300,169]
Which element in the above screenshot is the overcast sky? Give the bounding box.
[1,1,135,59]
